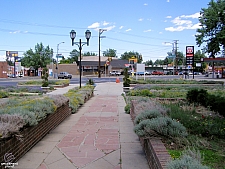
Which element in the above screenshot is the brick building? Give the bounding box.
[0,61,8,78]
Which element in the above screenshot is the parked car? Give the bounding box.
[178,71,184,75]
[8,74,17,78]
[58,72,72,79]
[128,70,136,75]
[194,72,202,75]
[151,71,164,75]
[110,70,121,76]
[135,71,151,75]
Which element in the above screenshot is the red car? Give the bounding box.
[151,71,164,75]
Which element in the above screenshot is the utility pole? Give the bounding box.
[98,29,107,78]
[174,40,179,73]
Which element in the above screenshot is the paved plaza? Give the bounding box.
[14,82,149,169]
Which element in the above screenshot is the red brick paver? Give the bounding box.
[57,96,120,168]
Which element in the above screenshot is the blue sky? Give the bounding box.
[0,0,209,62]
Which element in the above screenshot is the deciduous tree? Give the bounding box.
[103,48,117,57]
[21,43,53,72]
[196,0,225,57]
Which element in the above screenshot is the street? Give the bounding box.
[0,75,223,87]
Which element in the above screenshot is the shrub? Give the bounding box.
[186,88,225,117]
[86,78,95,85]
[64,86,94,113]
[0,114,25,139]
[134,117,188,138]
[124,104,130,114]
[186,88,200,103]
[47,94,69,108]
[128,89,152,97]
[0,97,57,126]
[167,149,210,169]
[0,90,8,98]
[134,109,162,125]
[123,68,130,87]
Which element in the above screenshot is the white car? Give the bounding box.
[110,70,121,76]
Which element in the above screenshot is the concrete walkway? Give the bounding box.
[15,82,149,169]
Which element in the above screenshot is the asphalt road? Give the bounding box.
[0,75,221,87]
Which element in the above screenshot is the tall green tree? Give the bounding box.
[143,59,153,66]
[154,59,164,65]
[120,51,142,63]
[21,43,53,71]
[83,52,97,56]
[194,50,207,71]
[196,0,225,57]
[68,49,79,63]
[103,48,117,57]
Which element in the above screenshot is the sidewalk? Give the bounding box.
[15,82,149,169]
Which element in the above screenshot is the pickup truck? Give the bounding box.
[58,72,72,79]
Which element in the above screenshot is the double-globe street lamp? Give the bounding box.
[56,42,65,78]
[70,30,91,88]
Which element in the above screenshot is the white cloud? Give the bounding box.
[144,29,152,32]
[159,32,163,34]
[119,26,124,29]
[88,21,116,31]
[138,18,144,21]
[166,16,172,19]
[180,12,200,19]
[9,30,21,34]
[125,29,132,32]
[104,25,116,31]
[103,21,109,26]
[88,22,100,29]
[167,0,170,2]
[172,17,192,26]
[144,3,148,6]
[165,12,201,32]
[165,26,185,32]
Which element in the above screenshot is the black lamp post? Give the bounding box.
[70,29,91,88]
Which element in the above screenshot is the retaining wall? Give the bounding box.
[0,102,70,165]
[130,100,171,169]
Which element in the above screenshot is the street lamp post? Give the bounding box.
[98,29,107,78]
[164,42,176,75]
[70,30,91,88]
[56,42,64,78]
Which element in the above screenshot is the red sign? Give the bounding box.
[186,46,194,57]
[106,61,110,66]
[186,46,194,66]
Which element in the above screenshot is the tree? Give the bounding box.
[196,0,225,57]
[143,60,153,66]
[154,59,164,65]
[103,48,117,57]
[194,50,207,72]
[120,51,142,63]
[83,52,97,56]
[60,49,80,64]
[21,43,53,72]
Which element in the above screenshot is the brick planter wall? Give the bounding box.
[0,102,70,164]
[130,100,171,169]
